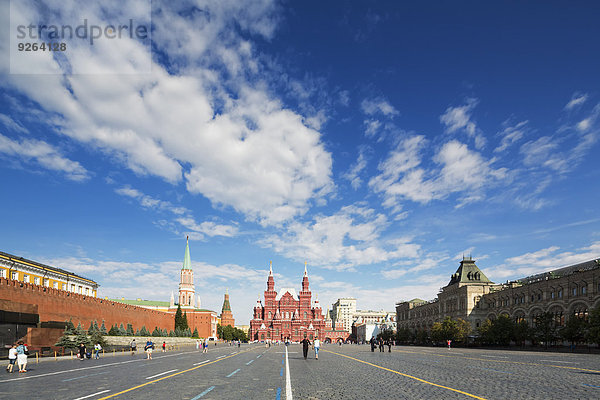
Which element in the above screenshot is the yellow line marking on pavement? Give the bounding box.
[324,350,487,400]
[394,349,600,374]
[97,347,256,400]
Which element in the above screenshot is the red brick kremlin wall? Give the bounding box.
[0,278,174,336]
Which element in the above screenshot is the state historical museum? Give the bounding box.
[250,262,325,342]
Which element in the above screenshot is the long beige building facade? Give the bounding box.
[396,257,600,333]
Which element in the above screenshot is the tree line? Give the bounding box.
[216,324,248,342]
[395,306,600,348]
[55,305,203,350]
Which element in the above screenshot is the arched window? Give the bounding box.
[304,311,307,319]
[268,311,272,319]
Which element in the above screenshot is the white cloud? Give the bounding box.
[115,185,238,239]
[343,148,368,189]
[0,134,89,181]
[381,257,444,279]
[2,0,333,227]
[0,114,28,134]
[361,97,399,117]
[440,98,486,149]
[369,137,506,211]
[494,120,528,152]
[564,92,588,111]
[364,119,382,137]
[483,241,600,281]
[260,204,420,269]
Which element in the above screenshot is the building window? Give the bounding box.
[23,274,29,283]
[572,287,577,296]
[551,291,555,299]
[582,286,587,295]
[0,269,5,278]
[44,278,49,287]
[34,277,40,285]
[71,284,75,292]
[558,289,563,299]
[11,271,18,280]
[53,282,58,289]
[85,288,89,295]
[537,293,541,300]
[531,295,535,302]
[268,311,272,319]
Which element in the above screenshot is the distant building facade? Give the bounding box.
[330,298,356,333]
[250,262,325,342]
[0,251,98,297]
[396,257,600,334]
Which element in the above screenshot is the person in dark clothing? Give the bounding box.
[379,338,384,352]
[78,343,86,361]
[386,339,392,352]
[370,337,375,352]
[300,336,311,359]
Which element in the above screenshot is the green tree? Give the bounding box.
[560,314,586,347]
[491,315,514,346]
[182,312,189,330]
[534,312,557,347]
[90,330,107,348]
[140,326,151,336]
[174,304,183,330]
[108,324,120,336]
[192,328,199,338]
[396,327,411,344]
[415,329,429,345]
[126,323,135,336]
[217,324,223,339]
[513,320,531,346]
[477,319,494,344]
[585,306,600,345]
[55,324,77,350]
[87,320,96,335]
[152,327,162,337]
[64,319,76,334]
[74,323,91,348]
[100,320,107,334]
[431,317,467,343]
[118,323,127,336]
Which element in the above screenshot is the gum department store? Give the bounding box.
[396,257,600,333]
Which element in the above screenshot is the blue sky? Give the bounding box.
[1,0,599,325]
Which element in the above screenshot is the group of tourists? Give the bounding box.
[129,339,166,359]
[6,341,28,373]
[370,337,392,352]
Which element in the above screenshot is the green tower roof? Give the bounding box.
[448,257,493,285]
[182,236,192,270]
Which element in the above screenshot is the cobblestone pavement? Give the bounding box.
[1,343,599,399]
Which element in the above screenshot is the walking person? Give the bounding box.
[16,341,27,373]
[162,341,166,352]
[78,342,86,361]
[6,344,17,373]
[203,339,208,353]
[379,338,384,352]
[386,339,392,353]
[130,339,137,356]
[144,339,154,360]
[313,338,320,360]
[94,342,102,359]
[300,336,311,360]
[447,339,451,350]
[370,337,376,352]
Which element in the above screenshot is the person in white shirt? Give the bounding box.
[313,338,321,360]
[6,344,17,373]
[94,343,102,359]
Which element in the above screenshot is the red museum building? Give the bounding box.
[250,262,326,342]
